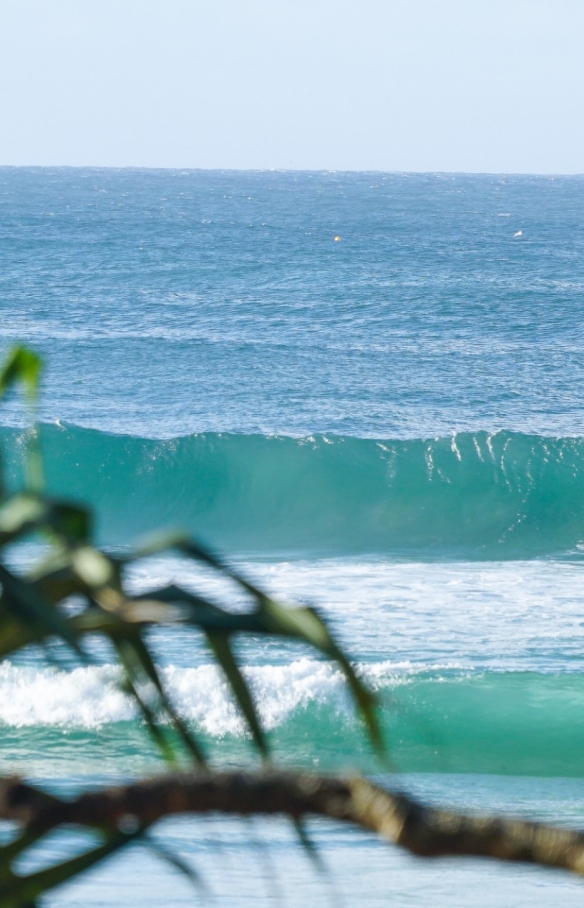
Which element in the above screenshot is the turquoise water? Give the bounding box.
[4,426,584,557]
[2,168,584,905]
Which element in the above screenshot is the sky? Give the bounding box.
[0,0,582,172]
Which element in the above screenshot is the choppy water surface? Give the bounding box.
[2,169,584,906]
[2,169,584,438]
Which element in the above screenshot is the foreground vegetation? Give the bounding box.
[0,346,583,906]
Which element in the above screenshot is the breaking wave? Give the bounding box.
[2,425,584,557]
[3,660,584,776]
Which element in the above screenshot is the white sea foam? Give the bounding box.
[0,659,353,732]
[165,659,351,736]
[0,658,435,733]
[0,663,132,728]
[7,553,584,678]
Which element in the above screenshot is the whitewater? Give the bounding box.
[2,168,584,906]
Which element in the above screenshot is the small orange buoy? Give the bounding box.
[334,235,342,242]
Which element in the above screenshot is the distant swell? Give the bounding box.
[2,425,584,557]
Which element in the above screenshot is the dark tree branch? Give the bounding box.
[2,772,584,878]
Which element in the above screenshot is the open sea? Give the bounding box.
[2,168,584,905]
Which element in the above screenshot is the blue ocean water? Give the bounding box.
[2,169,584,438]
[2,168,584,906]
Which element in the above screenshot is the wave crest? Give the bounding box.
[2,426,584,557]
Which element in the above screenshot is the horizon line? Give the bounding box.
[0,164,583,178]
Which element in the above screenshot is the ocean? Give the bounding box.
[2,168,584,905]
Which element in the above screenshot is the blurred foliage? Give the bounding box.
[0,346,382,907]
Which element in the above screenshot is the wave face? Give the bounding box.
[2,425,584,557]
[2,661,584,777]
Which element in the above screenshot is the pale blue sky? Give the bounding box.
[0,0,582,172]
